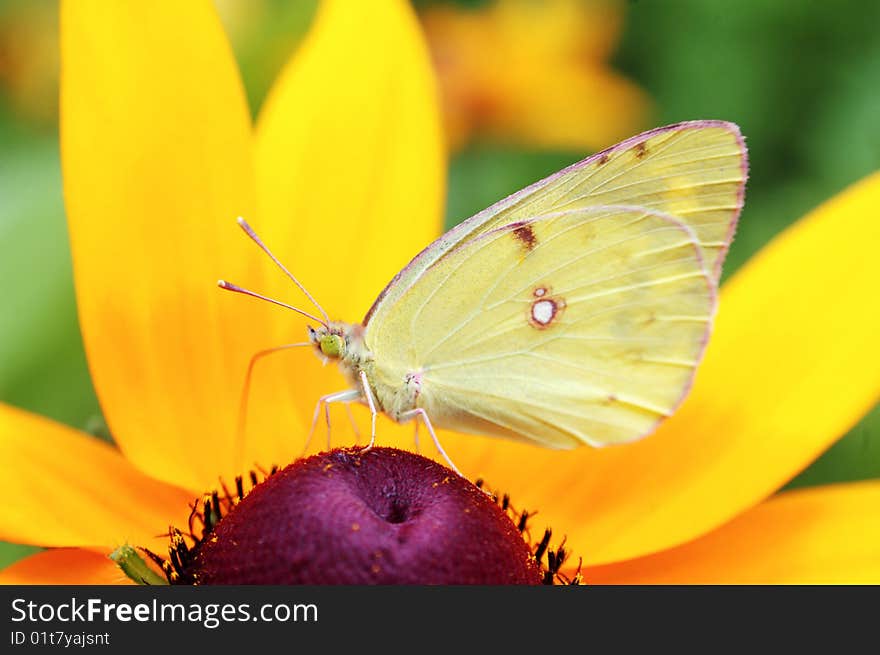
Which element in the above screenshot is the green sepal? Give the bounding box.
[109,544,169,585]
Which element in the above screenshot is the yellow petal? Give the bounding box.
[61,1,284,488]
[0,404,194,551]
[443,170,880,565]
[250,0,445,457]
[585,481,880,583]
[0,548,132,585]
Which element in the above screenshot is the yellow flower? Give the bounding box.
[1,0,879,584]
[0,2,60,126]
[421,0,651,151]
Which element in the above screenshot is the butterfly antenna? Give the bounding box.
[217,280,328,326]
[236,217,331,326]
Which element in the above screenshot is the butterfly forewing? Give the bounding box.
[364,206,716,448]
[364,121,746,325]
[497,126,746,277]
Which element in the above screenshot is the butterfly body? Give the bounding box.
[308,321,421,423]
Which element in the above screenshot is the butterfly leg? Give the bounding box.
[358,370,378,451]
[399,408,463,478]
[344,402,361,444]
[303,389,360,455]
[234,341,310,468]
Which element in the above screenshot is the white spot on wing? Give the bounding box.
[532,299,555,325]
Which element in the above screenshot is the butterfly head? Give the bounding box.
[308,324,350,361]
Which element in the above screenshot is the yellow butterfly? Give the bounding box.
[220,120,748,474]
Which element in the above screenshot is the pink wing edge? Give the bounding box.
[363,119,748,327]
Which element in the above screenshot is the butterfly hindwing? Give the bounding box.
[364,206,716,448]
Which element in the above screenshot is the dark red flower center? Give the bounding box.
[144,447,579,585]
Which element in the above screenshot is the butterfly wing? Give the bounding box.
[364,206,715,448]
[364,120,746,324]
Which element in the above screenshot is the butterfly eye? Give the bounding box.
[319,334,345,358]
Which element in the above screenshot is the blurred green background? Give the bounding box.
[1,0,878,570]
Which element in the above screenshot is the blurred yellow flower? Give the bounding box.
[422,0,651,151]
[1,0,879,584]
[0,2,59,126]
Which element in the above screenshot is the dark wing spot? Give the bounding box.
[512,223,538,253]
[597,153,610,165]
[633,142,647,159]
